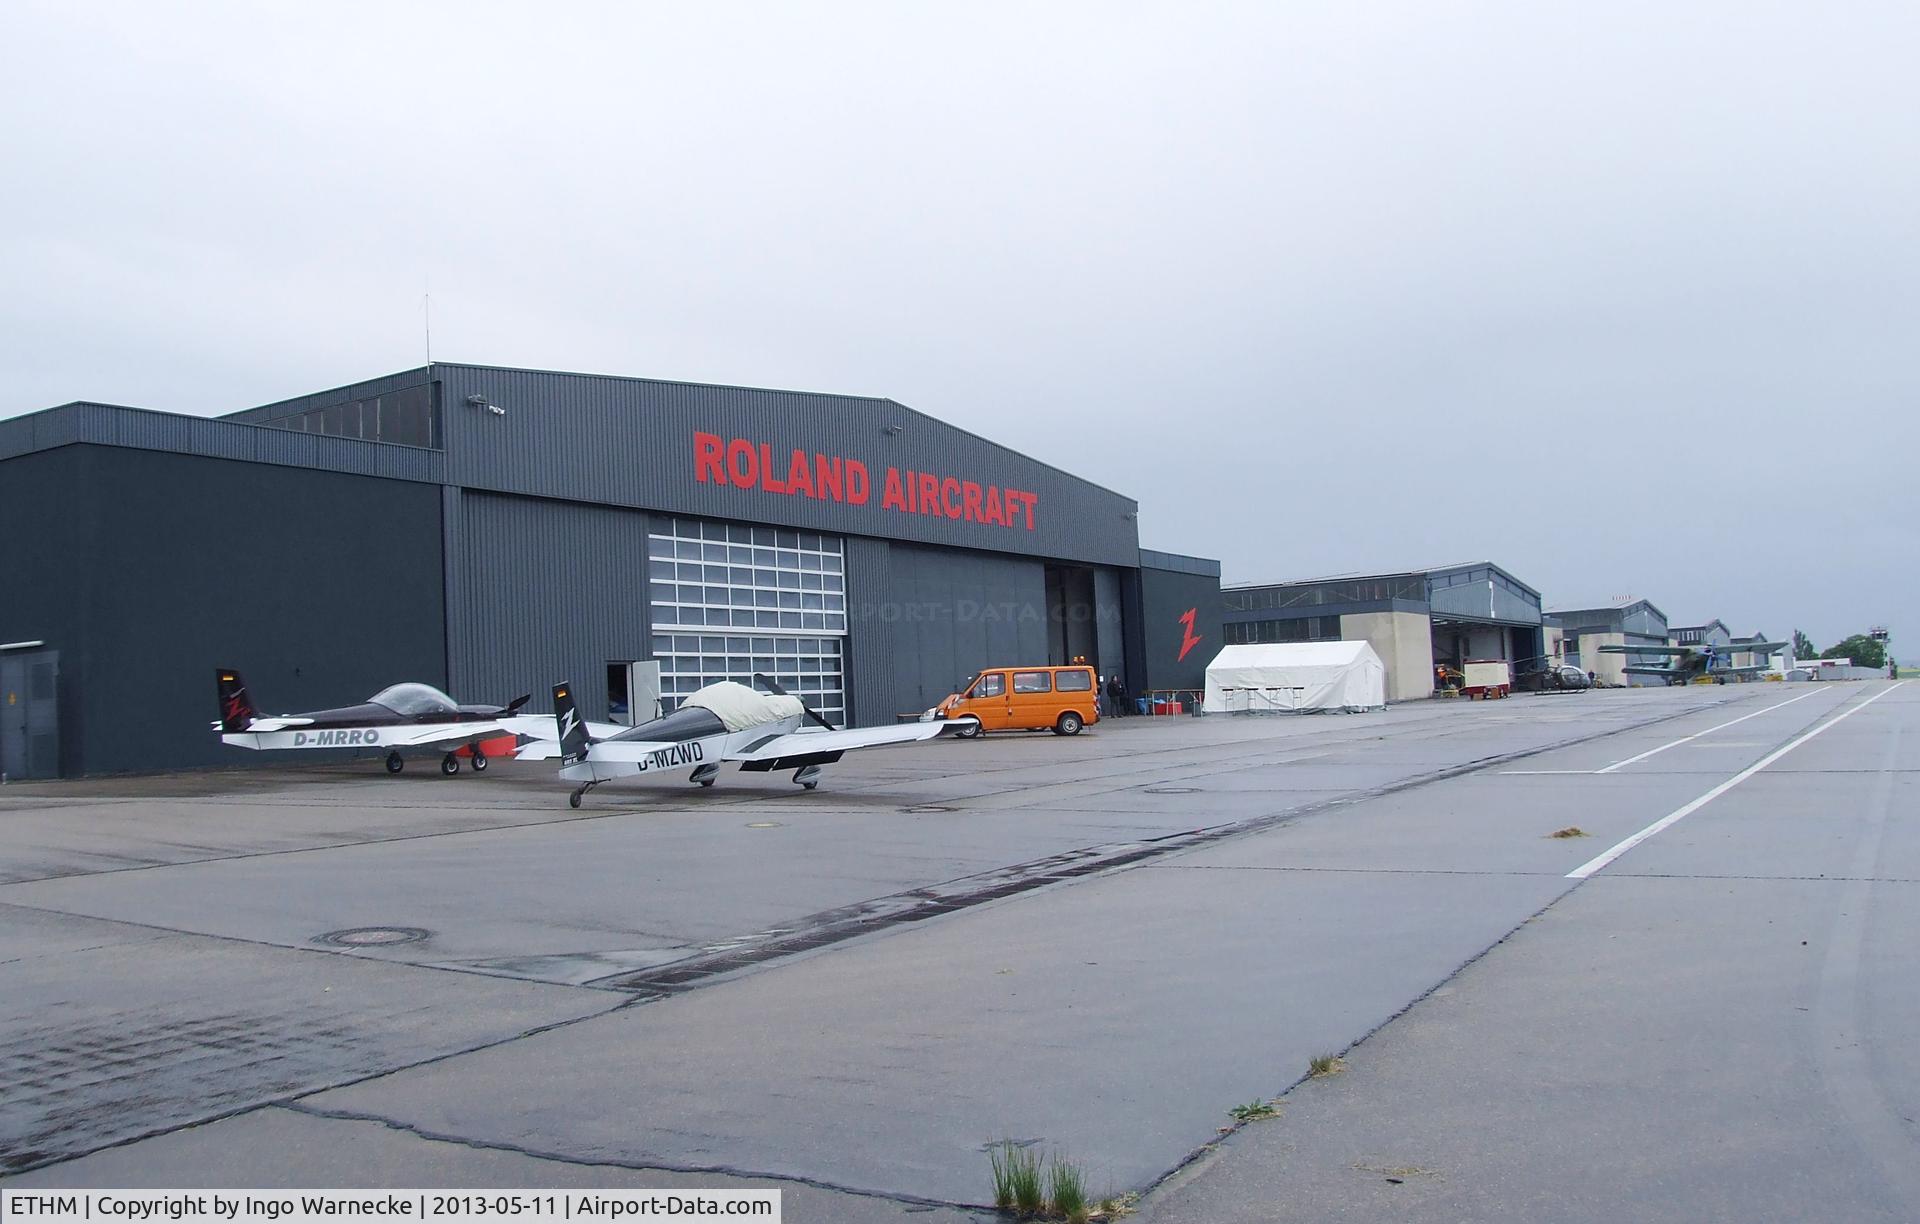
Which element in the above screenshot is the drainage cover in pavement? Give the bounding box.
[903,804,959,813]
[1144,786,1201,794]
[314,926,432,947]
[746,821,784,828]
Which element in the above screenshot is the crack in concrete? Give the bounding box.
[278,1101,989,1213]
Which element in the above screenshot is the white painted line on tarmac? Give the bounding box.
[1593,689,1824,773]
[1567,682,1906,880]
[1500,689,1823,776]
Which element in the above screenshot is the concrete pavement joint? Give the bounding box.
[277,1101,991,1214]
[0,1002,631,1178]
[0,898,641,997]
[1134,884,1581,1203]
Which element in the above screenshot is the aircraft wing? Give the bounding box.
[1622,664,1681,675]
[1598,644,1692,656]
[1734,641,1788,655]
[389,721,519,746]
[726,721,959,762]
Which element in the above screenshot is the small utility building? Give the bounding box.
[1220,562,1545,702]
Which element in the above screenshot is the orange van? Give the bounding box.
[924,665,1101,736]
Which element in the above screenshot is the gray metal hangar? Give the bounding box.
[1219,562,1547,702]
[0,364,1218,777]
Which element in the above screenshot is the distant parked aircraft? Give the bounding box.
[1598,641,1786,685]
[214,669,543,774]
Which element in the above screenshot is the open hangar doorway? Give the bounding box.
[1430,619,1543,672]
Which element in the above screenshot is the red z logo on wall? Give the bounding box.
[1177,608,1203,662]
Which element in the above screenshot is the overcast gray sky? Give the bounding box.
[4,1,1913,651]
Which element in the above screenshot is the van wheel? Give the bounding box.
[955,720,982,738]
[1055,711,1083,736]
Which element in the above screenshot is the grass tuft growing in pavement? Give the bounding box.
[1049,1153,1089,1221]
[1308,1053,1348,1078]
[1227,1098,1279,1121]
[988,1140,1034,1212]
[998,1143,1042,1215]
[1548,826,1591,838]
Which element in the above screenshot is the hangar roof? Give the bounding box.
[225,362,1143,567]
[6,362,1146,568]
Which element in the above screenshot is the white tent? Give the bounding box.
[1202,641,1387,714]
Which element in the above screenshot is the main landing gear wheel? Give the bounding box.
[690,763,720,788]
[569,788,585,809]
[469,750,488,772]
[441,752,461,776]
[385,751,405,774]
[793,764,823,791]
[1054,711,1084,736]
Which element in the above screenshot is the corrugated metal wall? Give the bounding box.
[433,364,1140,568]
[843,536,894,726]
[450,491,655,719]
[846,541,1050,719]
[0,446,446,775]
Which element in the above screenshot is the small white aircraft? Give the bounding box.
[214,668,550,774]
[521,674,973,806]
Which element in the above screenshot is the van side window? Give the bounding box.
[1055,670,1092,692]
[1013,671,1053,694]
[975,673,1005,698]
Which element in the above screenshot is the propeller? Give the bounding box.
[500,694,532,715]
[754,673,837,731]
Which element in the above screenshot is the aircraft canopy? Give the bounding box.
[369,683,459,716]
[686,681,807,731]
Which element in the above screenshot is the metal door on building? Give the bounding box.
[0,648,60,781]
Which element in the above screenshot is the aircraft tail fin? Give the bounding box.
[216,668,257,732]
[553,681,593,765]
